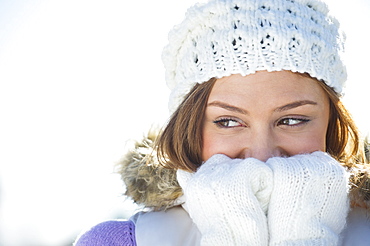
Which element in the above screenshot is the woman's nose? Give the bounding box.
[239,130,286,162]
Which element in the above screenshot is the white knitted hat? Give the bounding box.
[162,0,346,114]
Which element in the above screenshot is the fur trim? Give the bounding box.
[349,165,370,209]
[117,130,370,211]
[116,129,182,211]
[349,139,370,209]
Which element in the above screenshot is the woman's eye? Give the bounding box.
[278,118,310,127]
[213,118,243,128]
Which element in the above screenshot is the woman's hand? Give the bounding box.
[177,154,273,246]
[266,151,349,245]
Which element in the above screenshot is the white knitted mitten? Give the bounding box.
[177,154,273,246]
[266,151,349,245]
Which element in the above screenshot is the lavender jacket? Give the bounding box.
[74,205,370,246]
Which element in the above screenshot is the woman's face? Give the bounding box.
[202,71,330,162]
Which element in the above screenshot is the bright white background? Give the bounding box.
[0,0,369,245]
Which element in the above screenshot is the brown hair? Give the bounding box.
[317,80,364,166]
[156,74,365,171]
[156,78,217,172]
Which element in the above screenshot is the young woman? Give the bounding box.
[75,0,370,245]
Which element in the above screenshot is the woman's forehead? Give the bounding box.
[208,71,328,107]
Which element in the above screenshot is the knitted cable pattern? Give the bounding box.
[177,154,273,245]
[74,220,136,246]
[162,0,346,114]
[266,151,349,245]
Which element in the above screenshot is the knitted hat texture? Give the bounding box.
[162,0,346,114]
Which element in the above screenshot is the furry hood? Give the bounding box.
[116,130,370,211]
[116,130,183,211]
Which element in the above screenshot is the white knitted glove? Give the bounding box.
[177,154,273,246]
[266,151,349,245]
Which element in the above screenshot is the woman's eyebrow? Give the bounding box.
[275,100,318,112]
[207,100,317,114]
[207,101,248,114]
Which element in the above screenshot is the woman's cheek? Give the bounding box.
[202,134,242,161]
[283,135,326,156]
